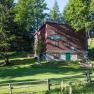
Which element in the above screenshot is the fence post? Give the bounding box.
[60,81,64,93]
[9,83,12,94]
[69,84,72,94]
[47,79,51,92]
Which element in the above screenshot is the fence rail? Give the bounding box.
[0,78,91,94]
[0,78,62,94]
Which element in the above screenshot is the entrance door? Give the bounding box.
[66,53,71,61]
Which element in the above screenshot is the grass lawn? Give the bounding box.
[0,50,94,93]
[0,57,94,83]
[0,57,89,94]
[0,57,94,94]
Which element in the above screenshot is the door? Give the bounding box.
[66,53,71,61]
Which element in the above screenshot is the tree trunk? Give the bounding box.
[86,31,88,51]
[4,53,11,66]
[84,31,88,63]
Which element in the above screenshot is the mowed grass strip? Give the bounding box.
[0,57,92,83]
[0,57,94,94]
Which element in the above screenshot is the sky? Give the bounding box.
[45,0,68,12]
[14,0,68,12]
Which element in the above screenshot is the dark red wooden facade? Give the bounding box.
[35,22,86,61]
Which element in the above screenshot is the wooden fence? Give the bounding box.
[0,78,63,94]
[0,78,89,94]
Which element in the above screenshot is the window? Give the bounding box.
[48,34,65,47]
[48,34,64,41]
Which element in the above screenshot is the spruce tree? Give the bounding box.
[14,0,47,31]
[49,0,62,23]
[14,0,47,52]
[0,0,15,65]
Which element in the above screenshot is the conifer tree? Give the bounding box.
[49,0,62,23]
[14,0,47,31]
[0,0,15,65]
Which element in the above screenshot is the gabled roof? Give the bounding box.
[38,21,86,39]
[38,22,73,31]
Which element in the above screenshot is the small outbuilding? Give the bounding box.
[34,22,87,62]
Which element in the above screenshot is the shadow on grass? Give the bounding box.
[0,74,85,84]
[9,51,33,59]
[11,58,36,65]
[0,58,36,67]
[0,59,87,83]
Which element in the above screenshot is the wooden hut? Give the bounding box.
[34,22,87,61]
